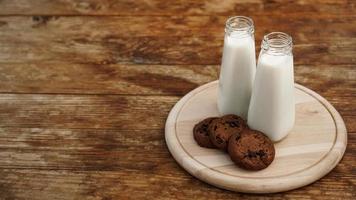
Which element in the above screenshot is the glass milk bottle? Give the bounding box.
[218,16,256,119]
[248,32,295,142]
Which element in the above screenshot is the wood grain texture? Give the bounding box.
[0,16,355,65]
[0,128,169,170]
[0,35,352,65]
[0,0,354,16]
[0,64,216,95]
[0,94,354,129]
[0,0,355,199]
[0,63,354,96]
[0,168,354,200]
[0,94,178,129]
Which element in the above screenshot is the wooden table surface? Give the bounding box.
[0,0,355,199]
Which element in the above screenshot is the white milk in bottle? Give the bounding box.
[248,32,295,142]
[218,16,256,119]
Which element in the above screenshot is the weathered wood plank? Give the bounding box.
[0,128,170,170]
[0,63,354,97]
[0,126,354,169]
[1,16,355,38]
[0,0,354,16]
[0,35,354,65]
[345,116,356,133]
[0,167,355,200]
[0,128,354,199]
[0,64,216,95]
[0,95,354,129]
[0,16,355,65]
[294,65,356,97]
[0,94,179,129]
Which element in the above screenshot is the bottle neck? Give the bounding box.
[225,16,254,38]
[261,32,293,55]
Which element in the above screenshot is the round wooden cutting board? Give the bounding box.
[165,80,347,193]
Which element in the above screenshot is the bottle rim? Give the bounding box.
[225,16,254,35]
[261,32,293,54]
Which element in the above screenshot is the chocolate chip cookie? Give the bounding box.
[208,114,246,150]
[228,129,275,170]
[193,117,218,148]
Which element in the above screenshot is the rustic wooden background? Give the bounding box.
[0,0,355,199]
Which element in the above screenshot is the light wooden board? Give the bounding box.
[165,80,347,193]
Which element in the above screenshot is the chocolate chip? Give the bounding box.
[246,150,266,158]
[235,134,241,141]
[202,125,208,132]
[257,150,266,157]
[216,136,224,144]
[228,121,239,127]
[247,150,257,158]
[199,130,206,135]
